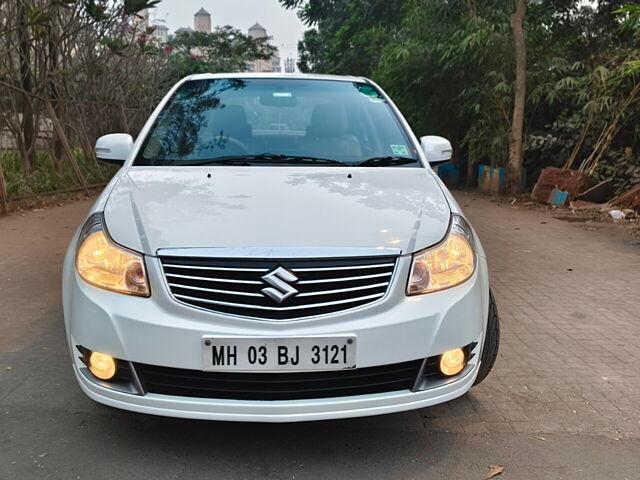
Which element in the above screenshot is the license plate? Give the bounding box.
[201,336,356,371]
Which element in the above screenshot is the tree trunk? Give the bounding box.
[0,156,10,215]
[48,17,65,174]
[18,2,37,175]
[506,0,528,196]
[466,156,476,188]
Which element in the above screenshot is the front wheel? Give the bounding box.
[473,289,500,386]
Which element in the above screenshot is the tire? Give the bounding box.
[473,289,500,386]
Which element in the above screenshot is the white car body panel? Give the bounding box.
[74,358,480,422]
[62,73,493,422]
[104,166,451,255]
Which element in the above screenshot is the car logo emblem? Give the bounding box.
[261,267,299,304]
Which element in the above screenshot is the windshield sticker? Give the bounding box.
[390,144,409,156]
[357,85,381,98]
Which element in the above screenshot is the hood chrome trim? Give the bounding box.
[156,247,402,259]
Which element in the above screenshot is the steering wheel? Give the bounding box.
[213,135,250,154]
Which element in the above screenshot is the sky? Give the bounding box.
[151,0,307,64]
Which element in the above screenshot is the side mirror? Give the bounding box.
[420,135,452,165]
[95,133,133,165]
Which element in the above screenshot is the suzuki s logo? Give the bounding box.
[261,267,299,304]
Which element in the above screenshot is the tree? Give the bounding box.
[16,2,37,174]
[282,0,639,196]
[0,0,160,175]
[507,0,528,195]
[297,28,326,72]
[0,0,274,180]
[164,27,275,85]
[280,0,405,76]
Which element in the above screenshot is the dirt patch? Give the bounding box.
[457,189,640,245]
[552,204,639,244]
[552,215,591,223]
[531,167,594,203]
[0,191,99,216]
[610,184,640,211]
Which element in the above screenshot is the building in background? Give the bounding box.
[246,23,281,73]
[133,8,150,29]
[248,22,267,39]
[174,26,194,36]
[152,24,169,43]
[148,9,283,71]
[194,8,212,33]
[284,57,296,73]
[133,8,168,45]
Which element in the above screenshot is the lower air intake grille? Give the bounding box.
[160,255,397,320]
[134,360,423,400]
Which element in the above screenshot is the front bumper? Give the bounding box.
[63,248,490,422]
[73,358,480,422]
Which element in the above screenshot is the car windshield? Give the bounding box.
[135,78,421,167]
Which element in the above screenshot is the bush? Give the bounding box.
[595,148,640,196]
[0,150,118,199]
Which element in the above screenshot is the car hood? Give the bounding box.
[104,166,451,256]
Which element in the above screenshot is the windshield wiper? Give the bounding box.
[181,154,348,167]
[353,156,419,167]
[180,157,252,166]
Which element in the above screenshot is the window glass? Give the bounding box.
[136,78,420,166]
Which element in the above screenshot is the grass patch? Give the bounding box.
[0,149,118,199]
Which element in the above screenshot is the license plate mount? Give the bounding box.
[201,336,357,372]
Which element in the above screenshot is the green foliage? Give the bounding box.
[0,0,277,184]
[296,28,324,72]
[595,147,640,195]
[0,150,117,199]
[81,0,160,21]
[82,0,109,22]
[292,0,406,74]
[99,36,130,56]
[377,0,515,167]
[281,0,640,188]
[123,0,162,17]
[164,26,274,83]
[615,4,640,34]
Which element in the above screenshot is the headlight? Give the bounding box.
[75,213,149,296]
[407,215,476,295]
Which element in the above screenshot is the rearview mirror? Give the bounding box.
[260,93,297,107]
[420,136,452,165]
[95,133,133,165]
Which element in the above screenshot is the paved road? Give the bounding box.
[1,193,639,479]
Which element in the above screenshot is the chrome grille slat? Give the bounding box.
[163,264,270,272]
[168,283,263,297]
[174,292,385,311]
[297,282,390,297]
[161,255,398,320]
[297,272,392,284]
[290,263,395,272]
[165,273,262,285]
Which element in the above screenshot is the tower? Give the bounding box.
[248,22,267,39]
[194,8,211,33]
[284,57,296,73]
[246,23,279,73]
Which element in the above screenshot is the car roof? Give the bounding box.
[185,72,369,83]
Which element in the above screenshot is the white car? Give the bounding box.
[62,73,499,422]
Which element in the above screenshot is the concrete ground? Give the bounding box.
[0,192,638,480]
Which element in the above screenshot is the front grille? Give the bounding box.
[160,255,397,320]
[134,360,423,400]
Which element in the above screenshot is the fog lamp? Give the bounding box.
[88,351,117,380]
[439,348,466,376]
